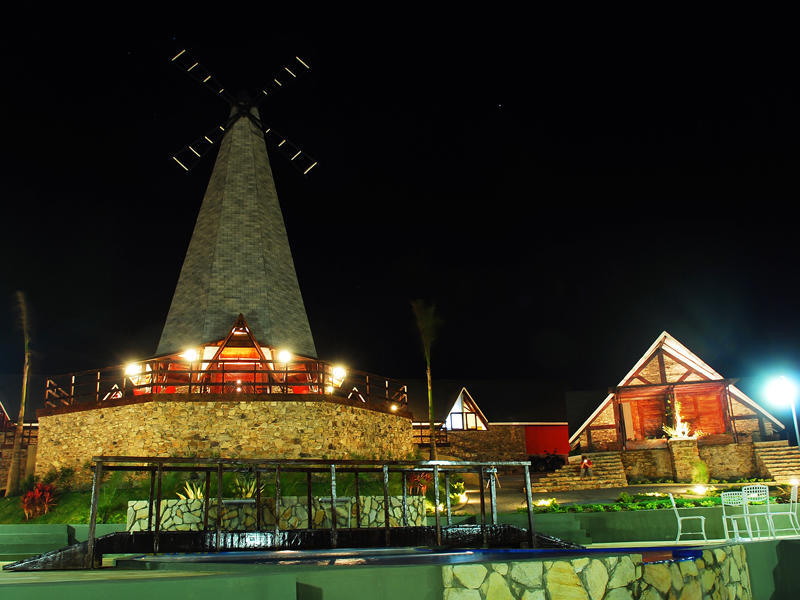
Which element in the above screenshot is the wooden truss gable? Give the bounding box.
[569,331,785,444]
[204,314,269,365]
[625,345,713,387]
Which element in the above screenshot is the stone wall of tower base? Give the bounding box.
[34,394,415,477]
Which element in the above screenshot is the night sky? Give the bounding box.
[2,26,799,430]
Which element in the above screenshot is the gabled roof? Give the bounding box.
[568,331,785,444]
[405,379,567,423]
[440,387,490,428]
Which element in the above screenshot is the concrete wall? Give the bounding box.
[35,394,415,476]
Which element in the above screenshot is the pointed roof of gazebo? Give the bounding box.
[157,108,317,357]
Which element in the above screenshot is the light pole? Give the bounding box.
[766,376,800,447]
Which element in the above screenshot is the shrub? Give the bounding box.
[20,474,36,494]
[22,483,57,519]
[57,467,76,492]
[617,492,635,504]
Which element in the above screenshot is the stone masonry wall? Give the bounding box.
[668,439,702,483]
[447,425,527,464]
[35,395,414,476]
[699,440,758,480]
[442,544,751,600]
[621,448,673,481]
[127,495,426,531]
[578,402,618,451]
[730,399,774,437]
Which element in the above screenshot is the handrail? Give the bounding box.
[43,357,408,412]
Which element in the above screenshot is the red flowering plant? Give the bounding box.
[407,472,433,496]
[21,483,57,520]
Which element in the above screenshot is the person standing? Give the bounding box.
[580,456,593,478]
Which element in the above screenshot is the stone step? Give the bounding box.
[753,440,790,447]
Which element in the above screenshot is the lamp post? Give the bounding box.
[766,376,800,447]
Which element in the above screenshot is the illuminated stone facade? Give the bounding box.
[35,394,415,477]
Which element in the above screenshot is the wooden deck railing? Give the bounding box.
[43,358,407,411]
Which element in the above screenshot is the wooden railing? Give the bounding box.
[412,424,448,446]
[43,358,407,411]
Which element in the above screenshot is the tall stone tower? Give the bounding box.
[157,107,317,358]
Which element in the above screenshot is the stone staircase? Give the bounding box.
[530,452,628,492]
[753,440,800,484]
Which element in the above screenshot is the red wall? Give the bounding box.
[525,424,570,455]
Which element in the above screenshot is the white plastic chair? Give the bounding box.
[669,493,707,542]
[721,491,752,540]
[768,484,800,537]
[742,484,775,538]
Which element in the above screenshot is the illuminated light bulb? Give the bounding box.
[236,380,241,384]
[790,478,799,487]
[459,493,468,504]
[236,386,242,392]
[125,363,142,376]
[692,485,707,495]
[278,350,292,364]
[332,365,347,380]
[390,404,398,412]
[182,349,199,362]
[325,385,334,394]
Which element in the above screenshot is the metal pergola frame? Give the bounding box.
[86,456,537,568]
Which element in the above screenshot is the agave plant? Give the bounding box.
[176,480,205,500]
[232,475,265,499]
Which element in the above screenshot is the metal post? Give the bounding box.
[445,472,452,525]
[154,463,163,554]
[86,461,103,569]
[401,470,408,526]
[330,464,337,547]
[307,471,313,529]
[147,468,155,532]
[354,471,361,528]
[488,467,498,525]
[478,468,487,547]
[95,370,100,403]
[524,465,536,548]
[216,463,222,552]
[256,470,262,530]
[382,464,390,545]
[203,470,210,532]
[433,465,442,545]
[274,466,281,543]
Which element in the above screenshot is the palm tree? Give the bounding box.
[5,292,31,497]
[411,300,441,460]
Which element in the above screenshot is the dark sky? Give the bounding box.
[2,25,799,427]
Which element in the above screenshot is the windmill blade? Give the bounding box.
[170,48,234,104]
[263,126,318,176]
[256,56,312,102]
[170,123,227,172]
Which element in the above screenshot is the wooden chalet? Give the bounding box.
[570,331,785,451]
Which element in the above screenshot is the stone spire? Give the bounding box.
[157,108,317,357]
